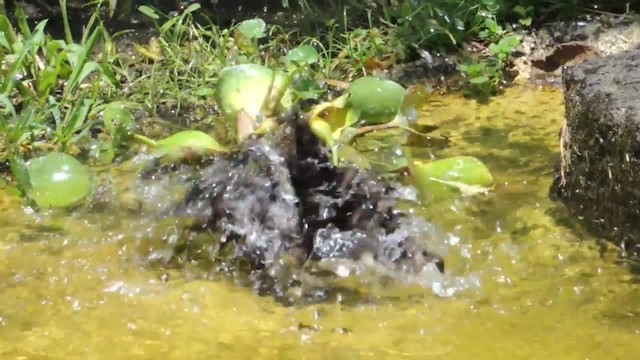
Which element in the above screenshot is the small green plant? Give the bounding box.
[457,33,520,98]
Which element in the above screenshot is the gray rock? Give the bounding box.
[550,45,640,258]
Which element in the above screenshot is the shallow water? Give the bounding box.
[1,85,638,359]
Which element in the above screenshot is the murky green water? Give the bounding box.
[1,86,638,359]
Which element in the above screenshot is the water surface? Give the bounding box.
[1,85,638,359]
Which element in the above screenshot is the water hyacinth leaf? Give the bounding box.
[26,152,93,208]
[346,76,406,125]
[283,44,319,66]
[410,155,494,200]
[308,116,335,147]
[149,130,229,162]
[307,93,351,135]
[215,64,293,123]
[235,18,266,40]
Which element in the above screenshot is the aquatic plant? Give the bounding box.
[307,76,430,164]
[132,130,228,163]
[214,43,319,143]
[407,154,494,201]
[25,152,93,208]
[214,64,294,142]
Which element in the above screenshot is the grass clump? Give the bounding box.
[0,1,125,195]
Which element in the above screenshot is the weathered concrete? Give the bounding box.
[550,45,640,259]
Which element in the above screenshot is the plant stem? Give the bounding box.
[344,123,435,144]
[132,133,158,148]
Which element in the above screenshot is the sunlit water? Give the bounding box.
[1,86,638,359]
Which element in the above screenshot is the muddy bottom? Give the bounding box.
[0,86,638,359]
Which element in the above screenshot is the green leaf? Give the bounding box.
[37,66,59,99]
[97,62,119,88]
[292,76,324,100]
[0,32,9,50]
[409,155,494,200]
[0,19,47,95]
[26,152,93,208]
[193,87,215,97]
[138,5,159,20]
[135,130,229,163]
[0,15,18,49]
[62,95,93,140]
[513,5,533,17]
[215,64,293,123]
[77,61,99,84]
[181,3,201,15]
[346,76,406,125]
[469,76,489,84]
[63,27,101,96]
[489,35,521,55]
[519,17,532,27]
[235,18,267,40]
[282,44,319,66]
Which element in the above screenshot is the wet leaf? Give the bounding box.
[307,94,353,140]
[346,76,405,125]
[150,130,229,162]
[282,44,319,66]
[409,155,493,200]
[215,64,293,123]
[235,18,267,40]
[308,116,335,147]
[26,152,93,208]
